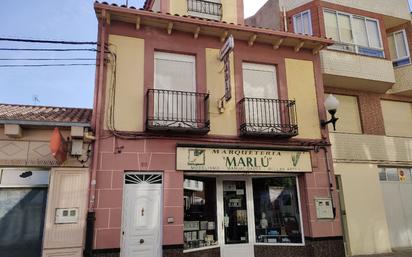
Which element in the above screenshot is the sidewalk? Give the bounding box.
[355,249,412,257]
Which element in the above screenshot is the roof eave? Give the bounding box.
[94,2,334,50]
[0,120,91,128]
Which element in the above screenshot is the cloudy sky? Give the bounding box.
[0,0,410,107]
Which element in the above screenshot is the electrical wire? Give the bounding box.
[0,48,98,52]
[0,58,96,61]
[0,37,97,45]
[0,63,97,67]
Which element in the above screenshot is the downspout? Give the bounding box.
[321,145,336,218]
[85,9,107,257]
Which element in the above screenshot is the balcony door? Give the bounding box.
[242,63,279,132]
[153,52,196,128]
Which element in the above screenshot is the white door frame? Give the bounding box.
[217,176,255,257]
[120,172,163,257]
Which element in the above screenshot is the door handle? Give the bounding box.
[140,239,144,244]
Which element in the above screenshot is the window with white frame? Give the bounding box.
[388,30,411,67]
[323,9,384,58]
[293,10,312,35]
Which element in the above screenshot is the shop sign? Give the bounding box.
[176,147,312,172]
[219,35,234,101]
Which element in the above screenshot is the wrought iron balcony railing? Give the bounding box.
[238,98,298,137]
[187,0,222,18]
[146,89,210,134]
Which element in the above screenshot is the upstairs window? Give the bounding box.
[324,9,384,58]
[388,30,411,67]
[293,10,313,35]
[187,0,222,20]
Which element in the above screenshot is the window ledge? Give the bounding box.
[325,48,388,61]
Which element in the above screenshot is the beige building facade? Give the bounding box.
[249,0,412,256]
[0,104,92,257]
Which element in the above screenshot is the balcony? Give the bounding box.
[238,98,298,137]
[322,0,410,28]
[187,0,222,20]
[146,89,210,134]
[320,50,395,93]
[387,64,412,96]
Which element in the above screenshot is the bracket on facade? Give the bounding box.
[313,43,325,55]
[167,22,174,35]
[294,41,304,52]
[220,31,228,42]
[194,26,201,39]
[248,34,257,46]
[136,16,141,30]
[273,38,284,50]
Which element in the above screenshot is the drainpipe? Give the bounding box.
[321,145,336,218]
[85,9,108,257]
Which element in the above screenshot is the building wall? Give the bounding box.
[331,133,412,164]
[92,13,343,254]
[245,0,281,30]
[285,59,321,139]
[103,21,324,141]
[327,94,362,134]
[93,136,342,250]
[104,35,145,132]
[0,126,91,257]
[322,0,410,23]
[326,87,412,136]
[283,0,410,25]
[205,49,237,136]
[280,0,312,11]
[334,163,392,255]
[167,0,241,24]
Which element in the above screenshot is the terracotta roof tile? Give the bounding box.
[0,104,92,125]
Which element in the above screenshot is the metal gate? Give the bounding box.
[380,167,412,249]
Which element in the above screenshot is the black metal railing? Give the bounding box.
[187,0,222,18]
[238,98,298,137]
[146,89,210,134]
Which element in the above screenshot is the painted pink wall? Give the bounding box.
[93,136,341,249]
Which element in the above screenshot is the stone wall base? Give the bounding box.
[92,237,345,257]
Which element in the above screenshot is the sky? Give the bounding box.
[0,0,410,108]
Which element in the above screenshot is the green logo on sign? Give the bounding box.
[291,152,302,167]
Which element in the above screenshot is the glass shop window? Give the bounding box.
[184,177,218,250]
[252,177,303,244]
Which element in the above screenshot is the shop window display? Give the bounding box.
[184,177,218,250]
[252,177,303,244]
[223,180,249,244]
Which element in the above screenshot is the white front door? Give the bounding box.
[121,173,163,257]
[217,177,255,257]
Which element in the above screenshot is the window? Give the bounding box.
[187,0,222,20]
[153,52,196,127]
[252,177,303,245]
[293,10,312,35]
[388,30,411,67]
[324,9,384,58]
[241,63,281,133]
[184,177,218,250]
[379,167,412,183]
[381,100,412,137]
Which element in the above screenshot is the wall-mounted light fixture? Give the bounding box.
[321,94,340,131]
